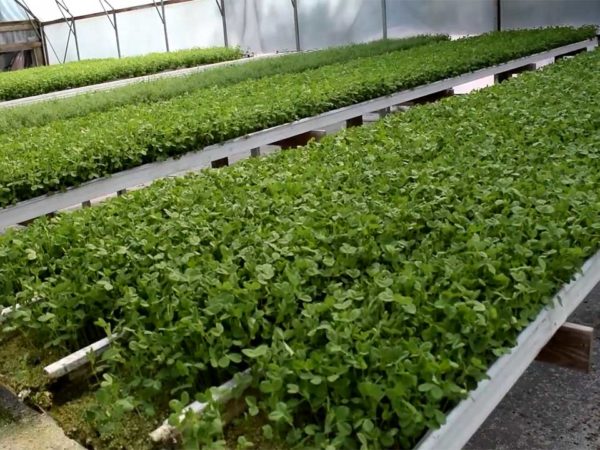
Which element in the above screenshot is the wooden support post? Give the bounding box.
[378,107,391,118]
[401,89,454,107]
[494,64,536,83]
[346,116,363,128]
[554,47,587,61]
[250,147,261,157]
[536,322,594,373]
[211,157,229,168]
[272,130,326,150]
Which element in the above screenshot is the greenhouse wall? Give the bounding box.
[5,0,599,64]
[502,0,600,29]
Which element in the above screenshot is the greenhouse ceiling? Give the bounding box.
[4,0,184,23]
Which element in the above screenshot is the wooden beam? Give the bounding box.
[42,0,196,26]
[0,41,42,53]
[0,21,38,33]
[536,322,594,372]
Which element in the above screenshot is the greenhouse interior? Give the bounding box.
[0,0,599,449]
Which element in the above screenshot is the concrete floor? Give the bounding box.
[0,386,82,450]
[467,282,600,450]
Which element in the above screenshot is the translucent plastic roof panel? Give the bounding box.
[0,0,29,21]
[19,0,162,22]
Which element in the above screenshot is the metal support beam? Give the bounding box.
[43,0,195,26]
[291,0,300,52]
[381,0,388,40]
[215,0,229,47]
[153,0,170,52]
[55,0,80,61]
[496,0,501,31]
[99,0,121,58]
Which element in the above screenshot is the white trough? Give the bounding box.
[150,249,600,448]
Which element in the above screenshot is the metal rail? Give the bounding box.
[0,38,595,234]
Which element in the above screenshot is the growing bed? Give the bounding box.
[0,27,595,233]
[0,40,599,449]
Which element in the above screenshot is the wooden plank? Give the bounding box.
[416,249,600,450]
[0,22,38,33]
[0,41,42,53]
[536,322,594,372]
[0,38,596,233]
[44,334,121,379]
[149,369,252,442]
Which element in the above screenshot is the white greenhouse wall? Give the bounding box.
[387,0,496,37]
[24,0,600,65]
[76,16,119,60]
[226,0,297,53]
[167,0,225,51]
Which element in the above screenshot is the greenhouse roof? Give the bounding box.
[1,0,180,23]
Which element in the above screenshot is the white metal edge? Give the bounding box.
[149,369,251,442]
[415,248,600,450]
[0,53,283,109]
[43,333,121,379]
[0,38,595,233]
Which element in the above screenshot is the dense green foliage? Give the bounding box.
[0,27,594,209]
[0,36,446,134]
[2,46,600,449]
[0,46,242,101]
